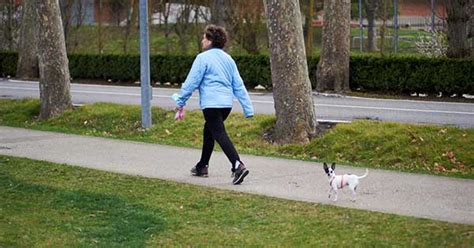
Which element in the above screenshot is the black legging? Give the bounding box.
[197,108,240,171]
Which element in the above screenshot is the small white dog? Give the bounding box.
[323,162,368,202]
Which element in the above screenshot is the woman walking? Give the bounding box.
[174,25,254,185]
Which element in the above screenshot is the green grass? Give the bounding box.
[63,25,428,55]
[1,155,472,246]
[0,99,473,179]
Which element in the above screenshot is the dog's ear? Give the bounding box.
[331,163,336,170]
[323,163,329,173]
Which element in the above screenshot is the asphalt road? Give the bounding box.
[1,78,474,127]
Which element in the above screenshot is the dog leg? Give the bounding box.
[350,186,357,202]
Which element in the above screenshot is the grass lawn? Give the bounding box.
[1,155,472,246]
[0,99,473,179]
[64,25,427,55]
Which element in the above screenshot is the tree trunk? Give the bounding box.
[16,0,39,79]
[264,0,318,144]
[470,1,474,57]
[306,0,315,55]
[379,0,387,56]
[446,0,471,58]
[316,0,351,93]
[364,0,379,52]
[1,0,20,51]
[35,0,72,120]
[241,11,261,55]
[59,0,74,46]
[98,0,104,54]
[175,1,192,54]
[211,0,232,28]
[123,0,137,54]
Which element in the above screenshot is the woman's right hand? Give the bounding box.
[175,107,185,121]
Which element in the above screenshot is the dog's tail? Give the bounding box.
[358,168,369,179]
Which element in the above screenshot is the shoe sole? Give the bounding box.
[233,170,249,185]
[191,173,208,177]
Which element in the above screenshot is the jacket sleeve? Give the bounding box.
[176,55,206,107]
[231,61,254,117]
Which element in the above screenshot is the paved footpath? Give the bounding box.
[0,126,473,225]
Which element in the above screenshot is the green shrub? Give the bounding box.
[350,55,474,95]
[1,51,472,94]
[235,55,271,89]
[0,52,17,77]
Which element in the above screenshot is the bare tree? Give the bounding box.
[446,0,471,58]
[155,0,173,54]
[97,0,104,53]
[224,0,265,54]
[123,0,137,53]
[316,0,351,92]
[238,1,264,54]
[174,0,193,54]
[379,0,388,55]
[0,0,21,51]
[306,0,315,55]
[470,0,474,57]
[109,0,127,26]
[35,0,72,120]
[211,0,231,28]
[264,0,317,144]
[364,0,380,52]
[68,0,87,53]
[59,0,74,43]
[16,0,38,79]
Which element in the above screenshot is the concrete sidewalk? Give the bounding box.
[0,126,473,225]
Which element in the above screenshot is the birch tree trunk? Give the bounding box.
[16,0,38,79]
[264,0,317,144]
[35,0,72,120]
[316,0,351,92]
[446,0,471,58]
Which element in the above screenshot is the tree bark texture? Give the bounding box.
[123,0,137,53]
[16,0,39,79]
[35,0,72,120]
[211,0,232,28]
[305,0,315,55]
[364,0,379,52]
[264,0,318,144]
[470,1,474,57]
[446,0,471,58]
[316,0,351,92]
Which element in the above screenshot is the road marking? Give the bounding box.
[1,85,474,116]
[314,103,474,115]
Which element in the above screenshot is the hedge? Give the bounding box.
[1,52,473,95]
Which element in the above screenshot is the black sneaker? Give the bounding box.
[191,165,208,177]
[232,162,249,185]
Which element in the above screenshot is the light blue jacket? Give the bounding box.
[175,48,254,118]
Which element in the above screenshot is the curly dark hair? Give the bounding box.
[204,24,228,49]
